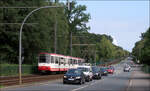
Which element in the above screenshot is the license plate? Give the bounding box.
[68,78,74,80]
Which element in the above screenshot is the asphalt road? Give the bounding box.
[2,60,149,91]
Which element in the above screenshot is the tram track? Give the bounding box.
[0,74,63,86]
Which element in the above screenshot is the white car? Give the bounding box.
[77,66,93,82]
[124,65,131,72]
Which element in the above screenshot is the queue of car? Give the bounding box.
[63,65,116,85]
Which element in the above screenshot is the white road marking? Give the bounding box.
[71,85,89,91]
[90,79,104,86]
[90,81,97,85]
[71,79,105,91]
[126,79,133,91]
[129,80,132,87]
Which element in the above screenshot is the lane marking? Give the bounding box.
[71,79,105,91]
[126,71,134,91]
[90,81,97,85]
[90,79,104,86]
[71,85,89,91]
[129,80,132,87]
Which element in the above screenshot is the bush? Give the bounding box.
[0,64,38,76]
[142,64,150,73]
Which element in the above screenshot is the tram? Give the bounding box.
[38,53,85,73]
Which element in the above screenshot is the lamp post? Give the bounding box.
[19,6,62,85]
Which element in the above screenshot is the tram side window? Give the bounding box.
[74,59,76,64]
[70,59,72,65]
[64,58,67,65]
[60,57,64,64]
[78,60,81,64]
[55,57,59,64]
[66,58,68,65]
[75,59,77,64]
[72,59,74,65]
[72,59,74,64]
[46,55,50,63]
[68,59,71,65]
[51,56,54,63]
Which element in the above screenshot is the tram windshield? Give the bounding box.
[39,54,50,63]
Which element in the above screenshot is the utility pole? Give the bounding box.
[67,0,72,56]
[70,32,72,56]
[94,50,96,66]
[54,12,57,53]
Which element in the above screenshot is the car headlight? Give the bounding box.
[76,76,81,79]
[96,73,99,75]
[64,76,67,78]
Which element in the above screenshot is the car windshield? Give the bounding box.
[100,68,107,71]
[77,67,89,72]
[66,69,81,75]
[92,67,99,72]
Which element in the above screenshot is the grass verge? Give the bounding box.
[0,85,4,88]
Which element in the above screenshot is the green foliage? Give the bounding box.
[132,27,150,65]
[0,64,38,76]
[0,0,129,65]
[142,64,150,73]
[65,1,90,34]
[96,36,115,59]
[0,85,4,88]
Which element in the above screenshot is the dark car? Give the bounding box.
[63,69,85,85]
[92,66,102,79]
[100,67,108,76]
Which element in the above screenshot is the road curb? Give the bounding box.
[0,78,62,91]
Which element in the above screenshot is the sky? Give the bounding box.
[74,0,150,52]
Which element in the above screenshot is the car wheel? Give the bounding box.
[99,76,101,79]
[63,81,66,84]
[90,78,93,81]
[83,78,85,84]
[87,76,90,82]
[79,80,82,85]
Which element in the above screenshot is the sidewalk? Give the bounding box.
[127,67,150,91]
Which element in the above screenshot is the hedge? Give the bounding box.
[142,64,150,74]
[0,64,38,76]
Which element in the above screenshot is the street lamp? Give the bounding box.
[19,6,63,85]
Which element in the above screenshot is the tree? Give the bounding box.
[132,27,150,65]
[96,36,115,61]
[66,1,90,34]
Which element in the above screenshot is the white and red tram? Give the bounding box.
[38,53,85,72]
